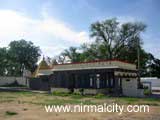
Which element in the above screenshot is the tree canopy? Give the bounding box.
[57,18,159,77]
[0,39,41,76]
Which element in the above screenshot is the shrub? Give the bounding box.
[79,88,84,96]
[5,111,18,116]
[107,88,114,93]
[144,89,151,96]
[68,88,74,94]
[143,86,149,89]
[94,93,105,98]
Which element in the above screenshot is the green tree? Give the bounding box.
[144,53,160,77]
[59,47,81,63]
[90,18,146,61]
[0,48,8,76]
[151,58,160,77]
[8,39,41,75]
[0,47,21,76]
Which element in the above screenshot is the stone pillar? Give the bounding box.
[114,77,120,95]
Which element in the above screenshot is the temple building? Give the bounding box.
[30,58,53,90]
[31,59,145,97]
[32,57,53,77]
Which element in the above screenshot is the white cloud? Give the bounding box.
[142,33,160,58]
[0,9,89,57]
[1,9,158,59]
[41,45,67,57]
[39,18,89,44]
[117,16,137,23]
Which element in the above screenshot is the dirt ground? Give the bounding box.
[0,103,160,120]
[0,92,160,120]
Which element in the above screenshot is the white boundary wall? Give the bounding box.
[0,77,28,86]
[122,78,144,97]
[141,77,160,87]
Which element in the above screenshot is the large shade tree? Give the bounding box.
[90,18,146,61]
[8,39,41,75]
[82,19,148,73]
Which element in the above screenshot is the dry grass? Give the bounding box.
[0,91,160,120]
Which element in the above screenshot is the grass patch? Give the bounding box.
[52,91,70,97]
[5,111,18,116]
[0,99,14,103]
[14,91,38,97]
[144,97,160,102]
[16,91,33,95]
[52,91,88,99]
[94,93,108,99]
[24,98,96,105]
[51,91,107,99]
[116,97,160,105]
[120,97,138,103]
[0,92,160,106]
[70,94,85,99]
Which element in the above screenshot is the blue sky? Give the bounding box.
[0,0,159,58]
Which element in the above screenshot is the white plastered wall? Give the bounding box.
[122,78,144,97]
[0,77,28,86]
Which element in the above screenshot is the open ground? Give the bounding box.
[0,91,160,120]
